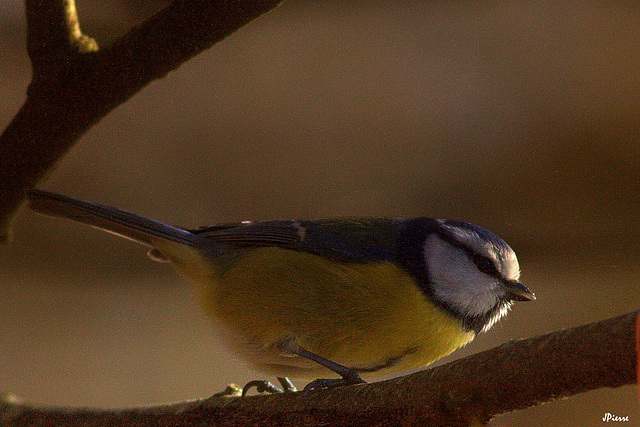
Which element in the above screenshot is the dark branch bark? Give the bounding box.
[0,0,282,242]
[1,311,636,427]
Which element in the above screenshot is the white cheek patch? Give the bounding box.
[424,235,502,318]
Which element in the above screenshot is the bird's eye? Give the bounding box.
[473,254,498,276]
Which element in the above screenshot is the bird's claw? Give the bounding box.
[242,380,283,396]
[302,375,366,395]
[242,377,297,396]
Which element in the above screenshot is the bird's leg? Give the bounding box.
[241,339,365,396]
[289,345,366,393]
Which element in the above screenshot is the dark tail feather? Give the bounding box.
[27,190,200,247]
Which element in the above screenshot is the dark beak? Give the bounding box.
[503,281,536,302]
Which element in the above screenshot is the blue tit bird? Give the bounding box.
[26,189,534,394]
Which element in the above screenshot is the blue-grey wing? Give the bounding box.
[192,218,401,263]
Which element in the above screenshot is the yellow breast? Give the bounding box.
[152,240,475,378]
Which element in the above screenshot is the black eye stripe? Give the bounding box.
[473,254,499,276]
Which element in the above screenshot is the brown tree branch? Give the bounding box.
[0,0,283,242]
[1,311,636,427]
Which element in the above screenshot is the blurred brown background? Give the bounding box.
[1,1,639,425]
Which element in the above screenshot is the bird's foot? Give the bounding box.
[302,373,365,394]
[242,377,296,396]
